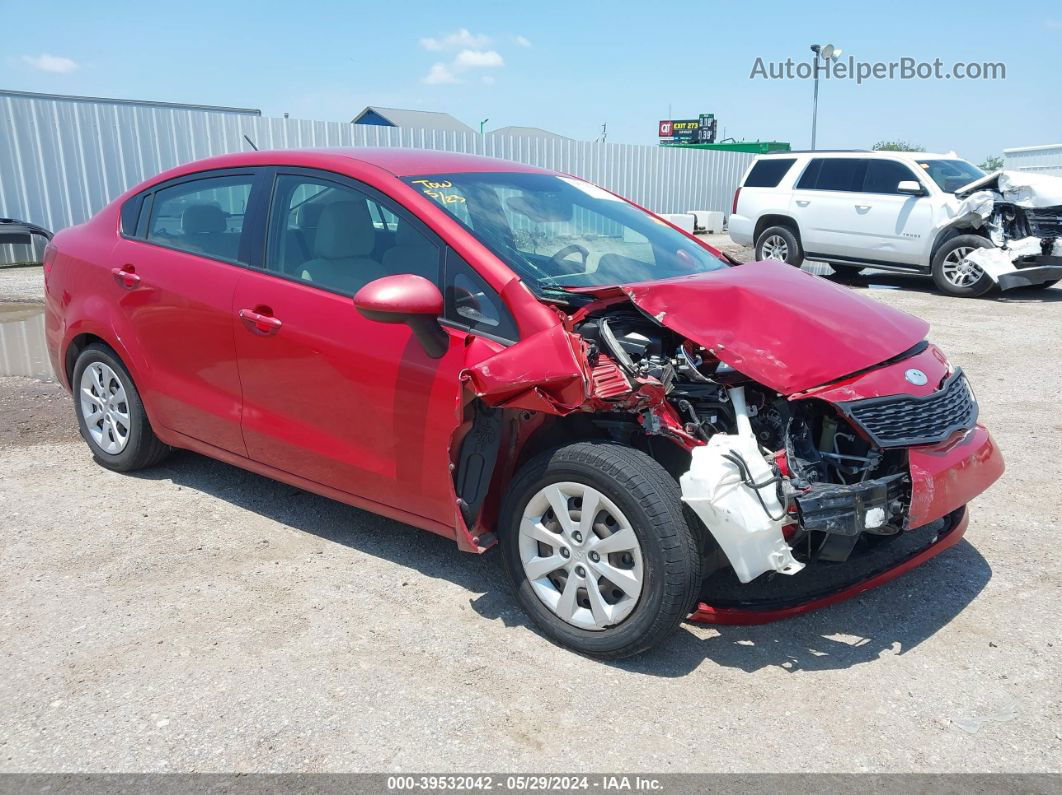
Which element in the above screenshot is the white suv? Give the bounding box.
[728,150,1062,296]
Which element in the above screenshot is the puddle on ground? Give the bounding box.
[0,303,54,380]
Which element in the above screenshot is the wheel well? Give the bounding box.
[754,214,800,243]
[930,225,988,261]
[64,333,109,384]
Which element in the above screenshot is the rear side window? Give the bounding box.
[120,195,144,236]
[863,160,920,194]
[146,174,255,264]
[796,158,868,192]
[743,158,796,188]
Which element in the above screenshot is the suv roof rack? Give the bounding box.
[764,149,871,154]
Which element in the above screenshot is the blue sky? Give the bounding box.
[5,0,1061,163]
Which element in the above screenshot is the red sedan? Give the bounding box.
[44,149,1003,658]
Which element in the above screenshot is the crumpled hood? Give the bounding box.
[621,261,930,395]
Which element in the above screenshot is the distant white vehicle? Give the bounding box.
[728,150,1062,296]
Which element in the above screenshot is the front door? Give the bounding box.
[232,170,465,524]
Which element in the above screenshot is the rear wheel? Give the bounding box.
[755,225,804,267]
[931,235,995,297]
[499,442,700,659]
[72,343,170,471]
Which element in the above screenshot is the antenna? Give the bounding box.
[243,134,258,151]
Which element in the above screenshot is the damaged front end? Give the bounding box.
[951,170,1062,289]
[459,262,1003,621]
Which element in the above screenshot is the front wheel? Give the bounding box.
[931,235,996,297]
[499,442,700,659]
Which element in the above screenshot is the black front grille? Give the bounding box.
[840,369,978,448]
[1024,208,1062,238]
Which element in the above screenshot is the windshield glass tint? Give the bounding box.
[402,173,727,292]
[916,159,985,193]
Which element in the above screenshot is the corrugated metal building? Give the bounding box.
[1004,144,1062,176]
[1,89,754,255]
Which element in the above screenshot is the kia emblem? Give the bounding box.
[905,368,928,386]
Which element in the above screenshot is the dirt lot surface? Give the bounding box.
[1,262,1060,773]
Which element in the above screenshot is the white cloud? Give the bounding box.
[419,28,492,51]
[21,53,80,74]
[514,35,532,48]
[422,48,504,85]
[423,62,461,85]
[454,49,504,68]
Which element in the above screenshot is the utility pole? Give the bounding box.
[810,43,843,150]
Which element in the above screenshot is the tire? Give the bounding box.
[499,442,700,659]
[755,225,804,267]
[72,343,170,472]
[931,235,995,297]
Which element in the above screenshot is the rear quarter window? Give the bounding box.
[743,158,796,188]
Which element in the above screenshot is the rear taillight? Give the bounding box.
[42,243,57,274]
[731,187,741,215]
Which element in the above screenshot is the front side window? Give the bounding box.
[915,159,985,193]
[863,160,921,194]
[146,174,254,263]
[403,173,727,296]
[266,173,442,296]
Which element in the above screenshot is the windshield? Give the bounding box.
[402,173,727,295]
[915,159,985,193]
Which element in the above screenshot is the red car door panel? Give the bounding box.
[233,270,466,525]
[110,238,246,455]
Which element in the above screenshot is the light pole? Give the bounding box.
[479,118,489,134]
[810,43,843,150]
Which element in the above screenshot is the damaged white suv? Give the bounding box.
[729,150,1062,297]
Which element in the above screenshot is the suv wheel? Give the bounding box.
[72,343,170,471]
[499,442,699,659]
[931,235,995,297]
[755,225,804,267]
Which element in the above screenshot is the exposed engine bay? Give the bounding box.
[574,307,912,583]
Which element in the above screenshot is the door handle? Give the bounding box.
[796,200,810,206]
[111,265,141,289]
[239,307,283,336]
[855,204,872,211]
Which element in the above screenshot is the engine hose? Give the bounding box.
[721,451,788,522]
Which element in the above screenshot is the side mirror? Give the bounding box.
[354,274,448,359]
[896,180,925,196]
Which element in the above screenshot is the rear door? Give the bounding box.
[110,169,263,454]
[790,157,868,258]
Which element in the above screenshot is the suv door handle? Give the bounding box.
[239,307,283,336]
[855,204,872,211]
[796,200,810,206]
[111,265,141,289]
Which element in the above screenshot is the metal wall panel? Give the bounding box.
[1,91,754,261]
[1004,145,1062,177]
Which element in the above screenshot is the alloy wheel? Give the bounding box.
[760,234,789,262]
[79,361,131,454]
[518,481,644,631]
[941,246,984,288]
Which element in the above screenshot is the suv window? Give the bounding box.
[796,158,868,192]
[743,158,796,188]
[266,172,442,297]
[146,174,254,263]
[863,160,920,194]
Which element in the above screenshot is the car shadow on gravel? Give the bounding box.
[129,450,992,677]
[819,268,1062,302]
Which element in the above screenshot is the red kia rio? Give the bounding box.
[45,149,1004,658]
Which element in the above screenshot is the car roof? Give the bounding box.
[160,147,553,179]
[756,150,961,161]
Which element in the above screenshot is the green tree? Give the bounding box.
[978,155,1004,172]
[872,140,925,152]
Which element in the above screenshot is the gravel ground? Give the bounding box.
[1,256,1060,773]
[0,266,45,304]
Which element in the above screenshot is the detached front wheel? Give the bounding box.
[499,442,699,659]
